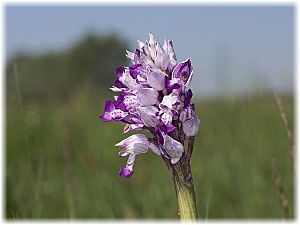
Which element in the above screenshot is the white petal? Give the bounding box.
[149,142,161,156]
[160,93,180,109]
[162,39,168,52]
[119,69,140,91]
[179,110,188,122]
[182,116,200,137]
[126,153,136,168]
[163,135,184,163]
[126,50,135,61]
[160,110,173,126]
[155,41,169,71]
[137,106,160,127]
[136,88,159,106]
[148,32,157,60]
[147,68,166,91]
[123,123,144,134]
[115,134,148,147]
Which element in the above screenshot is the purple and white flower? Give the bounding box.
[100,33,200,178]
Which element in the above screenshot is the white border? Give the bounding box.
[1,0,298,224]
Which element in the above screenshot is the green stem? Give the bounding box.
[172,162,198,221]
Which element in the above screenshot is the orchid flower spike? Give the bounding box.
[100,33,200,178]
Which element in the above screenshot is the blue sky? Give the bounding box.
[5,5,294,97]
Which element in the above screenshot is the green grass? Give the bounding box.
[6,85,294,219]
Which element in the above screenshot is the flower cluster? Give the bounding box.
[100,33,200,178]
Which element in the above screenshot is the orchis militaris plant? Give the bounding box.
[100,33,200,220]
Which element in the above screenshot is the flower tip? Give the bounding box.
[100,115,110,122]
[119,166,133,178]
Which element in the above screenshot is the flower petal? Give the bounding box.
[182,115,200,137]
[116,134,150,156]
[137,106,160,127]
[163,134,184,164]
[172,58,193,87]
[149,142,161,155]
[147,68,167,91]
[159,93,181,110]
[115,134,149,147]
[119,69,140,91]
[165,77,181,90]
[136,88,159,106]
[148,32,157,60]
[100,100,128,122]
[184,89,193,108]
[123,123,144,134]
[155,41,169,71]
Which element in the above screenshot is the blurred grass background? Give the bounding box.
[5,33,294,219]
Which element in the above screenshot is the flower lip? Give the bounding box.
[119,166,133,178]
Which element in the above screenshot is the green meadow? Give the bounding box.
[5,34,294,220]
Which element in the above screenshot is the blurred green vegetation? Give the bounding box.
[6,33,128,105]
[5,33,294,220]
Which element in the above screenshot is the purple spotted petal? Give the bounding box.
[114,94,127,111]
[100,99,129,122]
[118,94,138,111]
[160,110,173,126]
